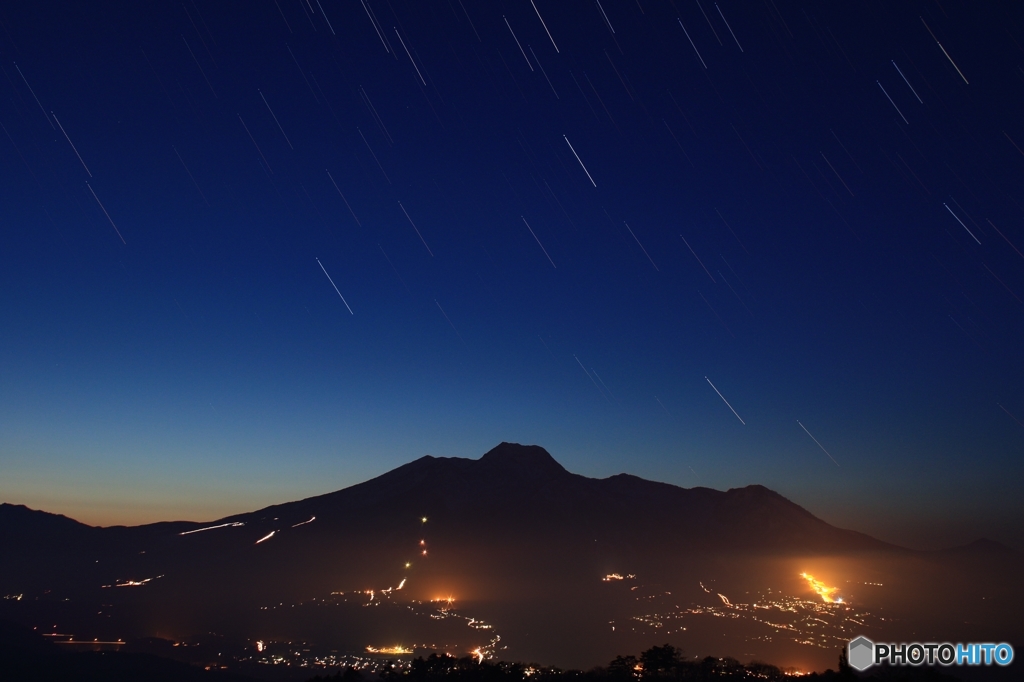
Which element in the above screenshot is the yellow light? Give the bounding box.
[405,562,411,568]
[800,572,840,603]
[366,645,413,655]
[421,517,428,523]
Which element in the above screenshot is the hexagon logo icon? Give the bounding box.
[848,636,874,671]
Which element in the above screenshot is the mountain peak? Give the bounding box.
[479,442,568,476]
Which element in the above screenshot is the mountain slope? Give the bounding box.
[1,443,894,603]
[3,443,1020,674]
[221,442,891,553]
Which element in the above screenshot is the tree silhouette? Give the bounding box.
[607,654,639,680]
[639,644,682,677]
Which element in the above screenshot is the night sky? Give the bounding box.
[1,1,1022,550]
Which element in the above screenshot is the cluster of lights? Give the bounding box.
[248,640,411,672]
[251,513,492,667]
[366,645,413,655]
[625,578,875,652]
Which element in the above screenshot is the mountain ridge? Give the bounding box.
[4,443,1013,558]
[2,443,1019,674]
[0,442,931,554]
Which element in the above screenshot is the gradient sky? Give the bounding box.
[1,1,1022,550]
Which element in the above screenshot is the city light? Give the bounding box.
[366,645,413,655]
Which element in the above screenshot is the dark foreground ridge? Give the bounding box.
[327,645,966,682]
[0,621,964,682]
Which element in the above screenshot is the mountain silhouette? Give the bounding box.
[119,439,895,589]
[0,443,898,605]
[2,443,1016,672]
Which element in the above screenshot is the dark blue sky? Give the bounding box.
[1,0,1022,549]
